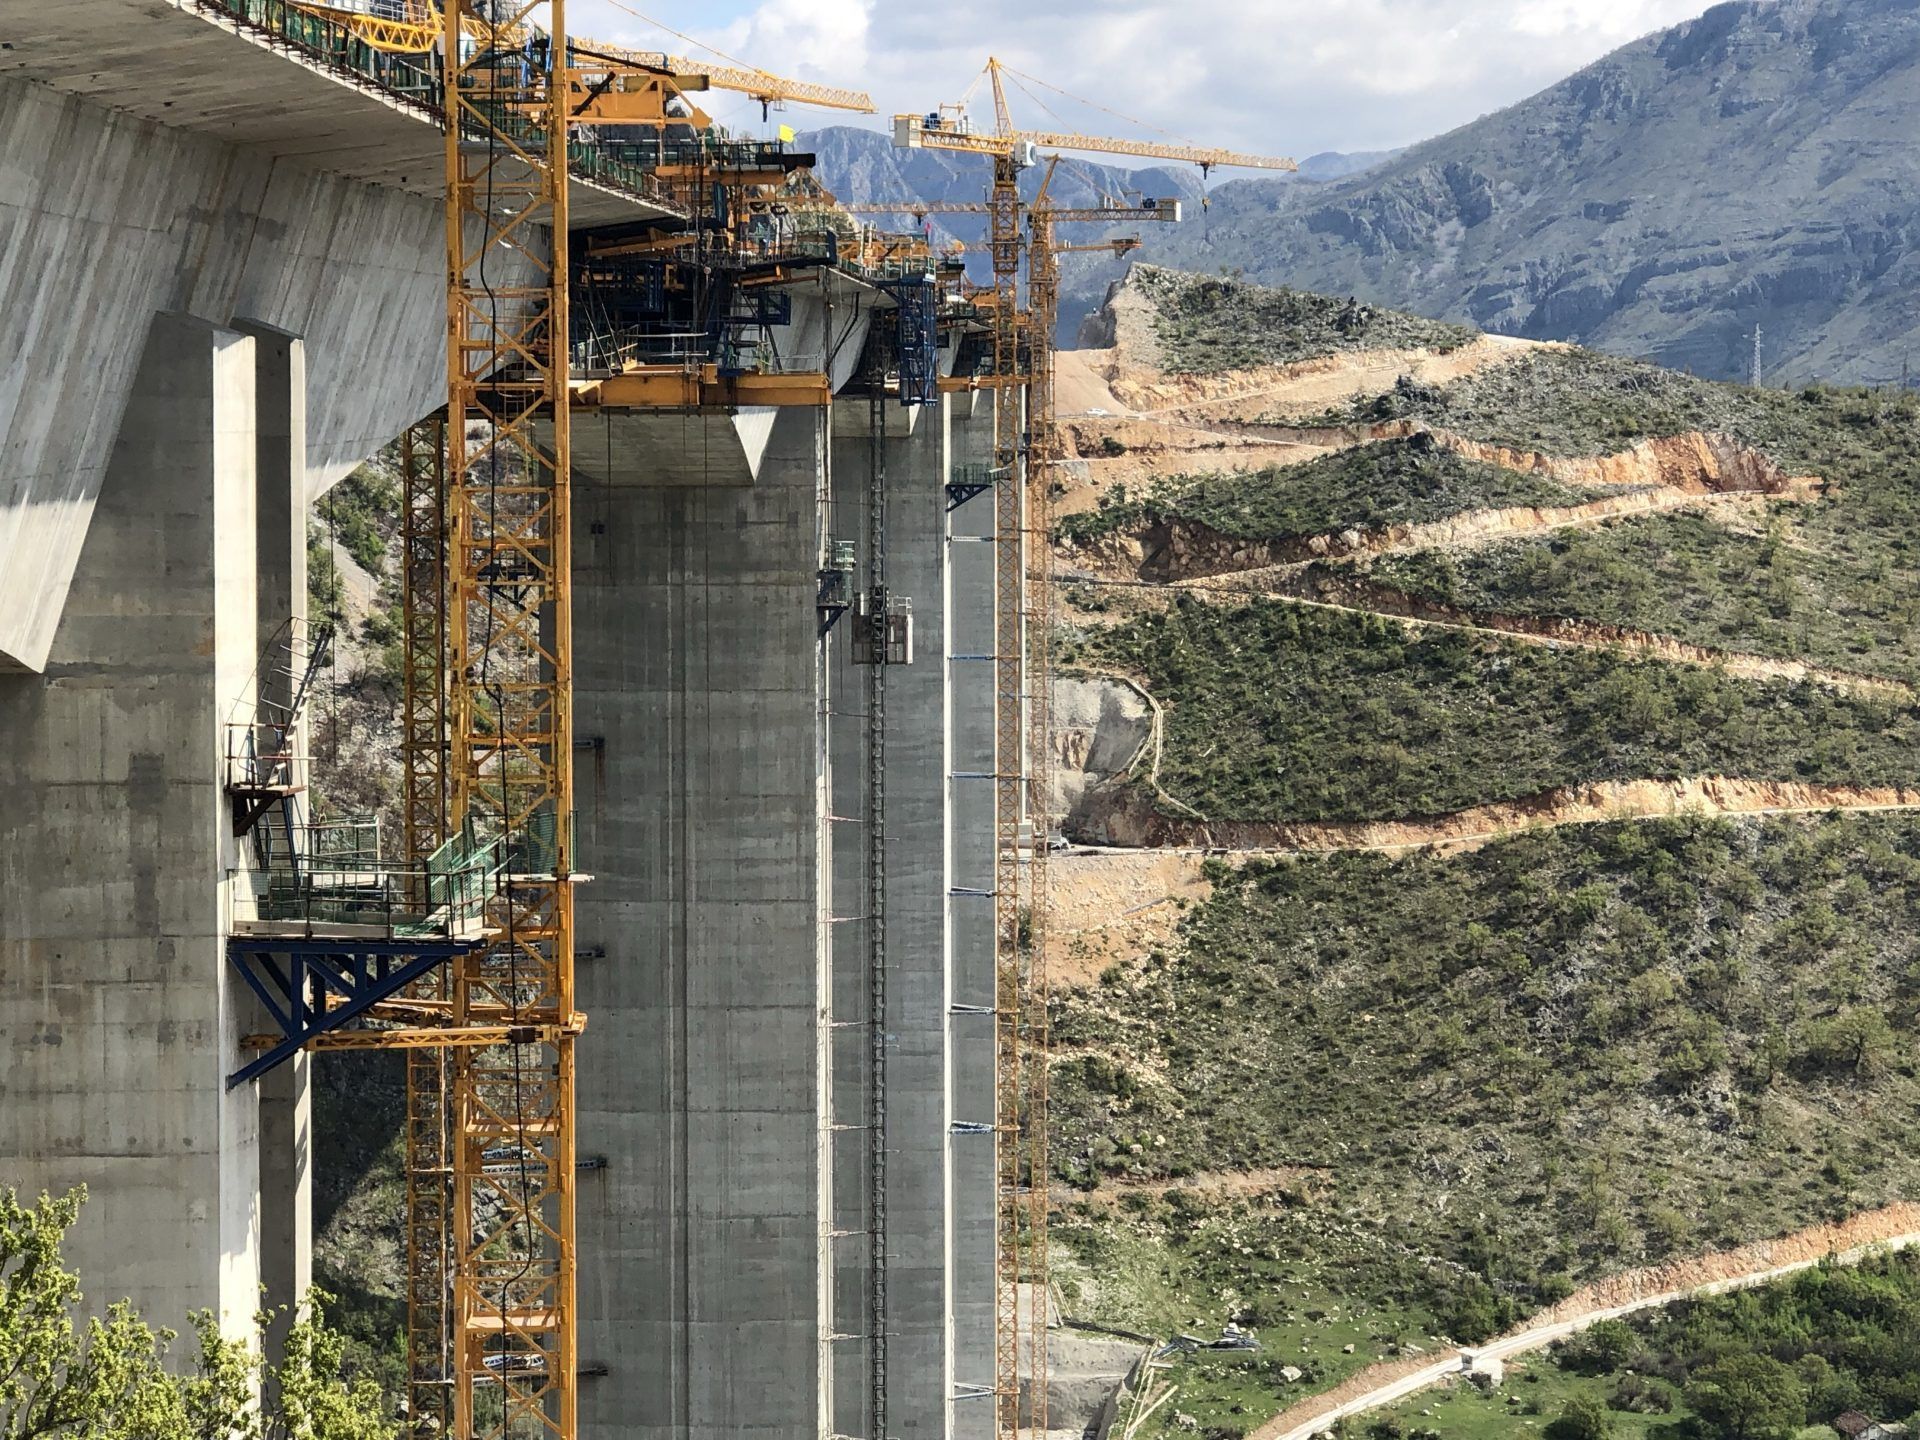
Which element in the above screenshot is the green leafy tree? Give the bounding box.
[0,1186,186,1439]
[1802,1006,1895,1078]
[1545,1393,1611,1440]
[0,1188,393,1440]
[267,1296,395,1440]
[1688,1354,1809,1440]
[1558,1318,1636,1375]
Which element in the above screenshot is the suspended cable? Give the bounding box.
[1001,70,1071,132]
[998,60,1206,147]
[594,0,767,77]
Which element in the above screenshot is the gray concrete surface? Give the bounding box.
[948,398,1005,1436]
[0,0,669,671]
[0,0,672,223]
[0,312,273,1337]
[573,405,834,1440]
[826,392,958,1440]
[0,70,450,670]
[237,321,313,1367]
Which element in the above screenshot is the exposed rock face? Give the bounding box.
[1052,676,1153,830]
[1082,0,1920,385]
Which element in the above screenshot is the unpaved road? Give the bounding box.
[1255,1206,1920,1440]
[1086,776,1920,854]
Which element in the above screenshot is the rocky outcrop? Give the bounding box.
[1052,676,1154,830]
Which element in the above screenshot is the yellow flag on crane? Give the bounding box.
[778,123,796,143]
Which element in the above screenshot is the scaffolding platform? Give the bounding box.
[225,822,504,1087]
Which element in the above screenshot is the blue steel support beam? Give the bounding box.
[226,939,483,1088]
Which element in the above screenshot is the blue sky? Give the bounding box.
[568,0,1719,157]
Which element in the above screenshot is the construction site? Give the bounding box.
[0,4,1295,1439]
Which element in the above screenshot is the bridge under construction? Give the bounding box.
[0,5,1292,1438]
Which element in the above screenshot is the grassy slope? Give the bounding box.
[1054,814,1920,1437]
[1057,296,1920,1440]
[1298,350,1920,681]
[1132,266,1478,375]
[1060,438,1632,547]
[1067,597,1920,824]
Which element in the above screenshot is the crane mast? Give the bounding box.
[987,139,1030,1440]
[443,3,580,1435]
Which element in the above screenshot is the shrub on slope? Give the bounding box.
[1305,353,1920,680]
[1060,437,1626,547]
[1131,265,1478,375]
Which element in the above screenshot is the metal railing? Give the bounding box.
[187,0,675,209]
[245,822,501,939]
[595,136,796,171]
[226,721,299,796]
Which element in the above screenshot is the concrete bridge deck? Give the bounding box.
[0,0,683,673]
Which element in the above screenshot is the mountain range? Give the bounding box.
[806,0,1920,385]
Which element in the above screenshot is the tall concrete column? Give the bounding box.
[947,396,1002,1439]
[0,311,264,1338]
[574,405,834,1440]
[827,394,957,1440]
[236,320,313,1359]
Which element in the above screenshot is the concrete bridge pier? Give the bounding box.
[947,396,1005,1440]
[0,310,312,1341]
[825,392,961,1440]
[573,404,837,1440]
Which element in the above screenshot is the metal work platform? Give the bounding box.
[226,821,501,1087]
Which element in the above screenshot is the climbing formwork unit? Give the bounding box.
[442,3,581,1435]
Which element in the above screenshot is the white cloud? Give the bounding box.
[572,0,1716,155]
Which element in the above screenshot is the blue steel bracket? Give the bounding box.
[945,477,995,512]
[226,937,484,1088]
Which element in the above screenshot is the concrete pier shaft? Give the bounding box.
[825,392,958,1440]
[574,405,836,1440]
[0,311,308,1339]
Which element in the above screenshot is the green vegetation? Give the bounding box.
[1054,813,1920,1438]
[1311,349,1857,466]
[1298,351,1920,680]
[1369,1250,1920,1440]
[315,459,401,580]
[312,1055,408,1408]
[1132,265,1478,375]
[1059,437,1626,547]
[1054,292,1920,1440]
[1363,504,1920,683]
[1067,596,1920,823]
[0,1186,394,1439]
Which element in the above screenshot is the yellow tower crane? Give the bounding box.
[892,67,1293,1440]
[376,16,876,1435]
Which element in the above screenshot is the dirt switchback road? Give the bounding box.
[1253,1206,1920,1440]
